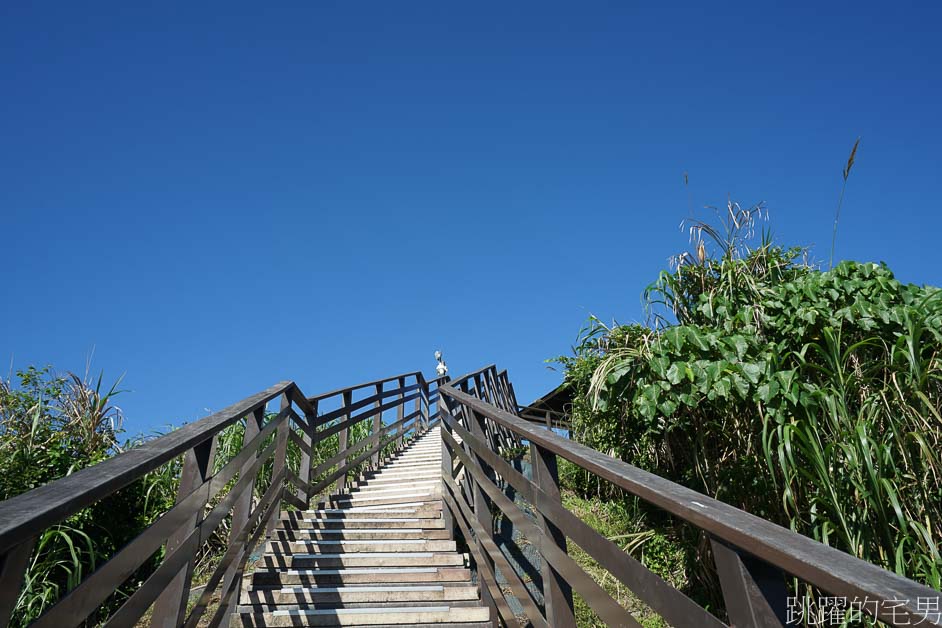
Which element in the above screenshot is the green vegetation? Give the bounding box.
[0,366,172,626]
[562,490,676,628]
[554,203,942,619]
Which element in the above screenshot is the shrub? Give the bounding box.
[554,203,942,614]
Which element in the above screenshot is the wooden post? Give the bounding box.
[711,538,787,627]
[456,381,476,509]
[372,382,383,470]
[396,377,406,450]
[220,406,264,619]
[419,375,429,431]
[484,369,499,408]
[336,390,351,494]
[266,395,291,536]
[468,405,499,622]
[530,441,576,627]
[0,537,36,628]
[440,413,455,541]
[151,434,218,628]
[296,399,317,504]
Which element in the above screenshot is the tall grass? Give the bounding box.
[555,205,942,620]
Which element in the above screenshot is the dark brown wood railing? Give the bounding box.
[438,365,942,628]
[0,371,444,628]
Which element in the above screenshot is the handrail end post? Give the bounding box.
[530,441,576,627]
[151,434,218,628]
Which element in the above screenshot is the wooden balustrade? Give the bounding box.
[0,372,438,628]
[5,360,935,627]
[439,365,942,628]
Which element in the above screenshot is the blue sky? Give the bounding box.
[2,2,940,436]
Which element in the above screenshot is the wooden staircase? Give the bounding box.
[232,425,492,627]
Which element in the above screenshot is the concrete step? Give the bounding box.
[359,472,439,482]
[379,465,440,472]
[348,483,440,493]
[267,539,457,554]
[287,504,442,518]
[239,432,487,627]
[349,479,440,490]
[237,599,487,611]
[343,488,440,500]
[273,528,451,541]
[231,604,491,626]
[278,517,445,530]
[321,495,441,508]
[248,566,472,586]
[241,584,481,605]
[258,552,466,569]
[389,457,440,462]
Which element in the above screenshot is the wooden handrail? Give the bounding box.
[0,381,300,555]
[439,375,942,628]
[307,370,427,402]
[0,370,442,628]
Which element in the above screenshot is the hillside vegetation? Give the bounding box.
[554,203,942,617]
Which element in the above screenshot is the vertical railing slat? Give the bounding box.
[336,390,351,494]
[530,441,576,627]
[295,398,316,504]
[151,435,218,627]
[468,406,499,622]
[0,537,36,628]
[265,395,291,536]
[417,375,427,432]
[371,382,383,470]
[396,376,406,450]
[220,406,265,619]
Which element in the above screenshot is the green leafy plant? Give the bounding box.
[554,204,942,621]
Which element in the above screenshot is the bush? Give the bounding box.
[0,366,178,626]
[554,203,942,615]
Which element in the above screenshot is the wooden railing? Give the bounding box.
[438,365,942,628]
[0,371,443,628]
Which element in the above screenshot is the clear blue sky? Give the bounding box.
[2,2,940,436]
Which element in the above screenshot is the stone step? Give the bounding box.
[231,604,491,627]
[258,552,466,570]
[241,584,481,605]
[248,566,472,586]
[267,539,457,554]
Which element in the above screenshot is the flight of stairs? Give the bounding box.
[232,425,493,627]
